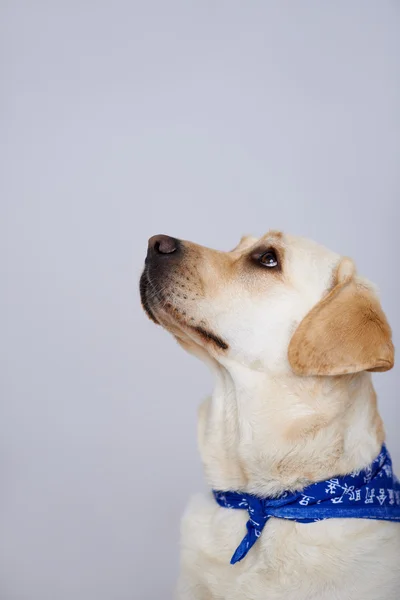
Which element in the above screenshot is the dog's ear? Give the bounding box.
[288,258,394,376]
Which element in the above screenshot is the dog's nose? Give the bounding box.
[147,234,179,256]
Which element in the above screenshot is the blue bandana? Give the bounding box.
[213,445,400,564]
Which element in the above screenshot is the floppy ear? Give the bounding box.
[288,258,394,376]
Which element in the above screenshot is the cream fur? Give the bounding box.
[140,232,400,600]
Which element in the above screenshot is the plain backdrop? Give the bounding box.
[1,2,399,599]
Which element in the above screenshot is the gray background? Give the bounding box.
[1,2,399,599]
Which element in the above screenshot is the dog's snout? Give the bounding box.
[148,234,180,257]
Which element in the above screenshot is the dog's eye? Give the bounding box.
[259,250,279,268]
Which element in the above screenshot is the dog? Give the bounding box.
[140,231,400,600]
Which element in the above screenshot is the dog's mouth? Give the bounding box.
[139,267,228,352]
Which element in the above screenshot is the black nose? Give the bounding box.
[148,234,179,256]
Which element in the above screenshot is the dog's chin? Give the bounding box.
[139,269,160,325]
[140,269,229,353]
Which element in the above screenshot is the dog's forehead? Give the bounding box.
[283,233,336,256]
[282,234,342,292]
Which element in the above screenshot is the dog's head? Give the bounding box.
[140,231,394,376]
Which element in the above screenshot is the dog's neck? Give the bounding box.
[198,361,384,496]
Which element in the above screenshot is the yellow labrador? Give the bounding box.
[140,231,400,600]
